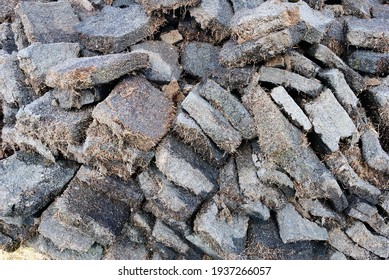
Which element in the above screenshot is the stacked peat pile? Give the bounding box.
[0,0,389,260]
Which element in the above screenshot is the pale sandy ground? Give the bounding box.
[0,247,48,260]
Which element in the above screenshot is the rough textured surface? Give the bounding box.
[348,50,389,75]
[308,44,365,93]
[41,166,134,247]
[73,121,154,179]
[53,88,105,110]
[284,50,320,78]
[92,76,175,151]
[0,22,17,54]
[231,1,300,44]
[193,198,249,258]
[103,225,148,260]
[152,220,199,259]
[14,91,93,162]
[181,42,219,78]
[17,43,80,93]
[131,41,181,82]
[180,41,255,89]
[305,89,357,153]
[2,0,389,261]
[198,79,256,139]
[190,0,233,41]
[248,217,330,260]
[346,221,389,258]
[0,152,78,218]
[328,228,370,260]
[347,200,389,238]
[136,0,200,14]
[220,23,306,67]
[230,0,264,12]
[270,86,312,132]
[277,203,328,244]
[243,86,348,211]
[236,143,284,211]
[0,52,35,108]
[31,236,103,260]
[318,69,358,112]
[181,88,242,153]
[173,110,227,166]
[0,0,18,23]
[258,66,323,98]
[325,152,381,205]
[342,0,373,18]
[156,136,219,199]
[76,4,162,53]
[346,18,389,52]
[138,167,200,222]
[15,1,80,45]
[297,1,334,43]
[361,128,389,175]
[45,52,149,90]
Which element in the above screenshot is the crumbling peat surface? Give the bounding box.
[0,0,389,260]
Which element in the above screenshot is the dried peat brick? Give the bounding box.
[193,197,249,258]
[276,203,328,244]
[136,0,200,14]
[231,0,300,44]
[181,42,255,89]
[53,87,105,110]
[230,0,264,13]
[284,50,320,78]
[75,120,154,179]
[318,69,358,112]
[304,89,357,153]
[270,86,312,132]
[308,44,366,94]
[15,1,80,44]
[92,76,175,151]
[181,42,220,78]
[0,152,78,218]
[296,1,334,44]
[156,135,219,200]
[152,220,200,258]
[45,52,149,90]
[17,42,80,93]
[131,41,182,83]
[361,128,389,175]
[76,4,163,53]
[325,152,381,205]
[38,204,96,253]
[258,66,323,98]
[347,50,389,75]
[198,79,256,140]
[346,18,389,52]
[138,167,201,222]
[173,110,227,166]
[14,91,93,162]
[190,0,233,42]
[0,52,35,107]
[242,86,348,211]
[328,228,371,260]
[346,222,389,258]
[220,23,306,67]
[45,167,133,246]
[181,88,242,153]
[342,0,373,18]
